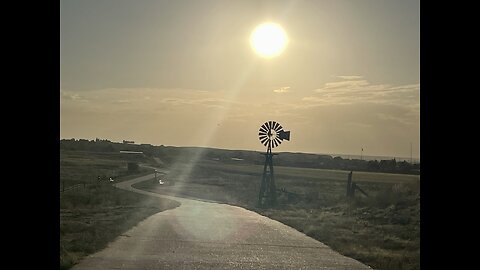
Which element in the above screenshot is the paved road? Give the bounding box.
[72,172,372,270]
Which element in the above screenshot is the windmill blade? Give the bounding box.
[275,137,282,145]
[260,124,268,133]
[268,121,273,130]
[275,124,283,132]
[261,138,269,146]
[273,121,280,131]
[273,140,280,147]
[259,135,267,141]
[260,136,269,144]
[258,132,267,136]
[262,122,269,131]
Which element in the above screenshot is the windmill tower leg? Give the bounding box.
[258,147,277,208]
[268,154,277,206]
[258,156,269,206]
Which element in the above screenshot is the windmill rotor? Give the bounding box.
[258,120,290,149]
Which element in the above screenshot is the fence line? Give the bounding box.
[60,183,84,193]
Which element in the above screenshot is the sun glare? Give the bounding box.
[250,22,288,58]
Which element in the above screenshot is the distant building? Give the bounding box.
[123,140,135,144]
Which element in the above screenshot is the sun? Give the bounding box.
[250,22,288,58]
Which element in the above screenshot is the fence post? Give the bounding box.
[347,171,353,197]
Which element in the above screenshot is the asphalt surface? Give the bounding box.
[72,172,372,270]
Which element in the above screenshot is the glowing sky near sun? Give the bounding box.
[60,0,419,158]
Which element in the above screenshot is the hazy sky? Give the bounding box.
[60,0,420,158]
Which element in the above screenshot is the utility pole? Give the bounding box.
[361,147,363,161]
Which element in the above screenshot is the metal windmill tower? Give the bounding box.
[258,121,290,207]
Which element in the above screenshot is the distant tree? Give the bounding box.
[379,159,397,172]
[398,161,411,172]
[332,156,345,169]
[367,160,380,171]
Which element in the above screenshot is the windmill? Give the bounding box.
[258,121,290,207]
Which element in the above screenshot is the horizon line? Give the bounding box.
[60,137,421,161]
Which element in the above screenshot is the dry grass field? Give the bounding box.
[135,160,420,270]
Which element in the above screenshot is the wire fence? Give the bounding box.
[60,183,85,193]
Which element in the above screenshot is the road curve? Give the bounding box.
[72,173,372,270]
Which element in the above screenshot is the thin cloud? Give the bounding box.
[376,113,413,125]
[316,80,370,91]
[337,75,363,80]
[273,86,290,93]
[309,77,419,107]
[60,84,419,157]
[60,90,88,102]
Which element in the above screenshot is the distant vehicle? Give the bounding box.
[109,177,114,182]
[158,179,164,185]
